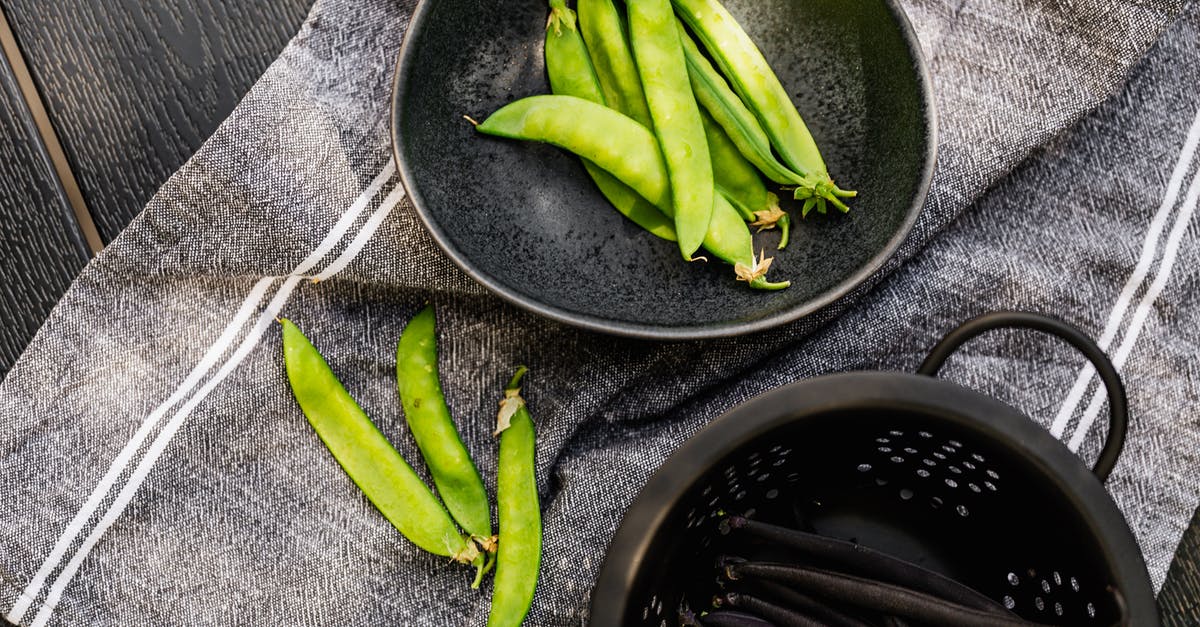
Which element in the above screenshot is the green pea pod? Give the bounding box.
[476,95,788,290]
[673,0,856,211]
[577,0,653,128]
[678,23,802,187]
[628,0,713,259]
[678,23,835,220]
[396,305,491,542]
[701,108,791,249]
[545,0,677,241]
[280,319,474,562]
[478,95,669,208]
[487,367,541,627]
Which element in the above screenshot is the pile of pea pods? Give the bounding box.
[281,306,540,627]
[475,0,857,291]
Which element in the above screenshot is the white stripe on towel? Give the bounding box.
[1049,108,1200,438]
[26,173,407,626]
[7,161,398,625]
[1068,158,1200,452]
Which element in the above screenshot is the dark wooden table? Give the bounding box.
[0,1,1195,624]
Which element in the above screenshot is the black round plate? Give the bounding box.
[392,0,936,340]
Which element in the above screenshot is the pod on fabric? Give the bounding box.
[544,0,677,241]
[396,305,492,542]
[487,367,542,627]
[281,320,476,563]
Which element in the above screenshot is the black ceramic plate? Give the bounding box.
[392,0,935,340]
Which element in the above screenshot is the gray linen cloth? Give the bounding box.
[2,0,1198,624]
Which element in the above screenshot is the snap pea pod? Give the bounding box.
[280,320,479,567]
[701,108,790,249]
[628,0,713,259]
[545,0,676,241]
[487,367,541,627]
[678,23,835,219]
[577,0,652,129]
[672,0,856,210]
[678,24,803,187]
[396,305,492,543]
[476,95,788,289]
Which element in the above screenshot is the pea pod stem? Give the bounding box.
[280,319,472,561]
[487,367,542,627]
[628,0,714,259]
[544,0,677,240]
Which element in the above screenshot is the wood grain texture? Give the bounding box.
[0,0,314,242]
[0,50,89,377]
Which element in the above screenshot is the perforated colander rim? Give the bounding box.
[588,372,1156,626]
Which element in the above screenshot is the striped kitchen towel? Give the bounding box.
[1,0,1197,624]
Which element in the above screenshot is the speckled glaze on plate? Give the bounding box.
[391,0,935,340]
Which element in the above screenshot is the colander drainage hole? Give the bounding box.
[857,463,872,472]
[1003,595,1016,609]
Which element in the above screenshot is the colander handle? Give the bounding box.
[917,311,1128,483]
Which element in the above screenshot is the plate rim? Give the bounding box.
[389,0,938,341]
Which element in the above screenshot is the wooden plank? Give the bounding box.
[0,0,314,242]
[0,43,90,377]
[0,0,311,378]
[0,4,100,254]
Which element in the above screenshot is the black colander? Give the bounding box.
[590,312,1157,626]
